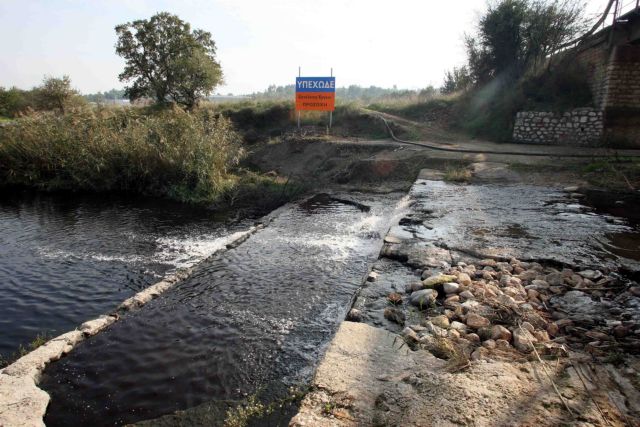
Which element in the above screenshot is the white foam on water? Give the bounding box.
[154,229,253,269]
[37,248,148,264]
[38,228,255,273]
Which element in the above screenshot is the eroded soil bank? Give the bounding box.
[293,172,640,426]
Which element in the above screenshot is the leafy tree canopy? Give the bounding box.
[454,0,587,87]
[0,76,84,117]
[38,76,79,113]
[115,12,222,109]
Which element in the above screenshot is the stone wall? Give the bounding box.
[513,108,603,146]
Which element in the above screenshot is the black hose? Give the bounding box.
[377,114,640,159]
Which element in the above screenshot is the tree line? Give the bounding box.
[0,76,85,118]
[252,84,439,102]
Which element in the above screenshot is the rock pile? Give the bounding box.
[387,258,640,362]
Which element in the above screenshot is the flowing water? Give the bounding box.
[0,191,247,361]
[40,192,406,426]
[397,181,640,272]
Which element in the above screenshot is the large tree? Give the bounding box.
[465,0,586,85]
[115,12,222,109]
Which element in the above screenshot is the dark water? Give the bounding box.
[40,193,404,426]
[0,191,245,360]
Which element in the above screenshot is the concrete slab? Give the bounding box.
[290,321,445,426]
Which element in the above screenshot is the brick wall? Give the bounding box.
[575,41,610,108]
[602,45,640,109]
[513,108,603,146]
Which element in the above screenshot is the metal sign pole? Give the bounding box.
[297,66,301,131]
[329,67,333,130]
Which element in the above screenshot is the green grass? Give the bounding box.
[215,169,307,215]
[368,97,457,122]
[223,386,307,427]
[368,59,594,143]
[0,332,51,368]
[207,100,390,141]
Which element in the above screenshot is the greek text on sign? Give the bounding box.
[296,77,335,111]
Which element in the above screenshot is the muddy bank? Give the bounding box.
[245,138,460,193]
[293,173,640,426]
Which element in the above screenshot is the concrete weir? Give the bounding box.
[0,225,264,426]
[289,321,446,426]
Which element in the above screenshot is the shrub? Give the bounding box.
[0,106,244,203]
[450,59,593,141]
[212,101,294,142]
[211,100,390,141]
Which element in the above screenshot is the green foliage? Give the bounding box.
[0,87,31,117]
[520,58,593,110]
[0,107,243,203]
[443,164,472,182]
[252,84,438,103]
[0,76,86,117]
[450,58,593,141]
[474,0,529,81]
[331,103,390,139]
[115,12,223,109]
[223,387,307,427]
[451,82,523,141]
[369,97,457,121]
[0,332,51,368]
[213,170,306,215]
[442,66,473,94]
[37,75,83,114]
[212,101,294,142]
[370,55,593,142]
[83,88,127,103]
[211,101,389,141]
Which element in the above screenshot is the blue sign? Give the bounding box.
[295,77,336,93]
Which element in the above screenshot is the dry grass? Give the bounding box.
[443,166,472,183]
[0,105,244,203]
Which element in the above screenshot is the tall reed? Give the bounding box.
[0,106,244,203]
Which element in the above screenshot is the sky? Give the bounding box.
[0,0,608,95]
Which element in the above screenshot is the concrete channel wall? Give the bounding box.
[0,224,265,426]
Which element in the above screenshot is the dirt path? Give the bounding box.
[370,110,640,159]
